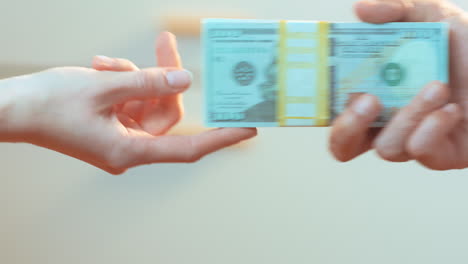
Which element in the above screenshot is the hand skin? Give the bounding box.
[329,0,468,170]
[0,32,257,175]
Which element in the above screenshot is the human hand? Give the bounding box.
[329,0,468,170]
[0,32,257,174]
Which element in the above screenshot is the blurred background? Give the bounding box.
[2,0,468,263]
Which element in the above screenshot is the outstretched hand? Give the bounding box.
[0,32,256,174]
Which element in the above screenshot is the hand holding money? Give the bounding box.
[204,19,448,127]
[329,0,468,170]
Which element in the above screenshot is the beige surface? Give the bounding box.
[2,0,468,263]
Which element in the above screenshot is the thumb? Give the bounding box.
[95,68,192,105]
[354,0,464,23]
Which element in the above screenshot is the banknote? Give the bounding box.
[202,19,448,127]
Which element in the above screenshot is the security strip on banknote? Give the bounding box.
[202,19,448,127]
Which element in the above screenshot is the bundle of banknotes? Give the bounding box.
[202,19,448,127]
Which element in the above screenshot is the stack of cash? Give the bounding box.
[202,19,448,127]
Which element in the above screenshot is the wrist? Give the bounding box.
[0,74,39,143]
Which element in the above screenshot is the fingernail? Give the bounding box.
[362,0,400,8]
[442,103,458,113]
[423,82,444,102]
[95,55,113,64]
[166,69,193,89]
[353,95,375,115]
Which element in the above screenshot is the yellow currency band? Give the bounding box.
[316,21,330,126]
[277,21,330,126]
[277,20,287,126]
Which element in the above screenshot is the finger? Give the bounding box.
[329,94,382,162]
[92,55,140,71]
[140,100,183,135]
[117,113,143,130]
[146,128,257,163]
[96,68,192,105]
[122,128,258,167]
[407,103,463,170]
[152,31,185,133]
[92,56,141,113]
[354,0,464,23]
[88,160,127,175]
[374,81,450,162]
[120,101,145,119]
[157,31,182,67]
[92,56,140,115]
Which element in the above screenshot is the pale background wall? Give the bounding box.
[2,0,468,263]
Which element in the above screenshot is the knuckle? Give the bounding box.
[402,105,427,124]
[375,144,408,162]
[171,137,204,163]
[182,149,203,163]
[171,108,184,124]
[406,144,425,160]
[407,140,434,164]
[106,168,127,175]
[405,100,447,124]
[105,153,127,170]
[104,141,134,170]
[432,110,448,124]
[181,140,204,163]
[135,69,166,96]
[160,106,184,130]
[134,71,151,92]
